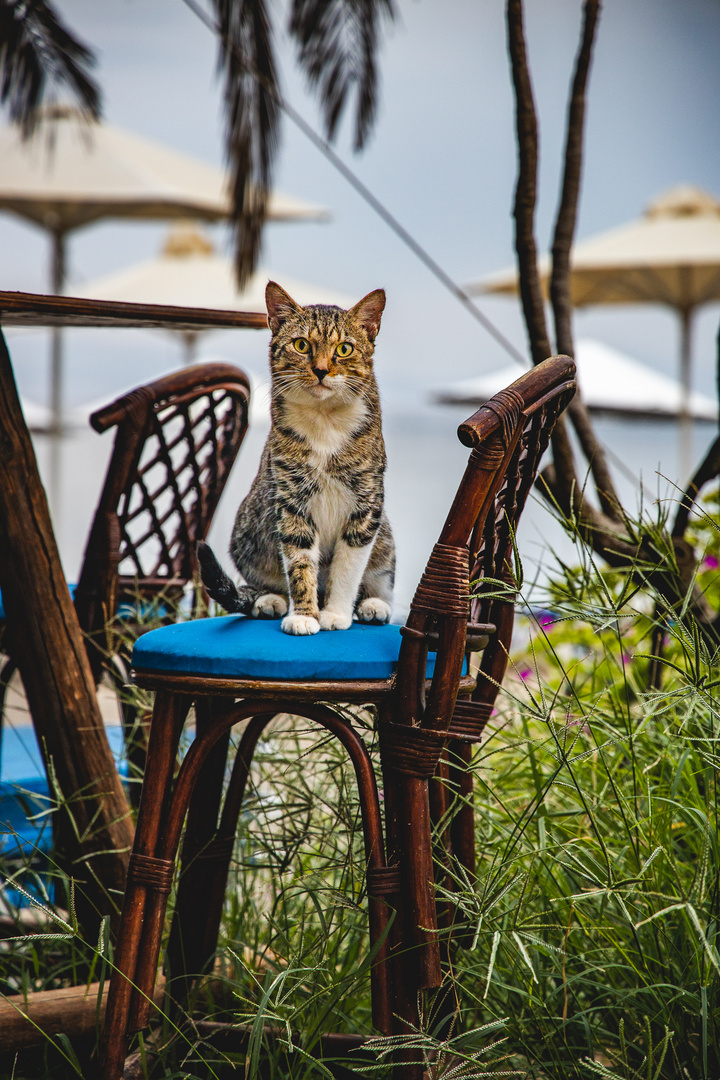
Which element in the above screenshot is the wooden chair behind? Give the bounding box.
[74,362,251,680]
[0,363,251,793]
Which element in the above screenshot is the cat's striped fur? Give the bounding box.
[197,280,395,635]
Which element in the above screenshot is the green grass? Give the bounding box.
[1,497,719,1077]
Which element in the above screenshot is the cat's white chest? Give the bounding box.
[309,478,355,557]
[283,396,369,556]
[284,397,368,462]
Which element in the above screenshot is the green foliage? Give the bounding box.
[446,504,720,1079]
[2,501,720,1077]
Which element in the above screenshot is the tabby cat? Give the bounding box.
[197,280,395,635]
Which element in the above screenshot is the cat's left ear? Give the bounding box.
[350,289,386,341]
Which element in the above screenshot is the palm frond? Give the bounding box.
[289,0,394,151]
[212,0,280,288]
[0,0,100,134]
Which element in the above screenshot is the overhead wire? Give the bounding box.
[180,0,528,368]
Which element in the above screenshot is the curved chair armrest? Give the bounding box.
[457,355,576,448]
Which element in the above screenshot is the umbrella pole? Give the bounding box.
[182,330,199,366]
[678,306,693,481]
[50,228,67,435]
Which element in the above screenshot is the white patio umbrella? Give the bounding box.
[467,186,720,466]
[0,105,328,429]
[433,338,718,423]
[74,221,352,365]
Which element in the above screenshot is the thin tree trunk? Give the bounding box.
[507,0,587,514]
[550,0,600,360]
[506,1,720,649]
[506,0,552,369]
[549,0,622,520]
[0,328,132,935]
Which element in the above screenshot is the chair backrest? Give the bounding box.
[73,363,251,643]
[395,355,576,734]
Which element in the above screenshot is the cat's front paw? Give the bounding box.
[319,609,352,631]
[281,613,320,636]
[357,598,392,624]
[253,593,289,618]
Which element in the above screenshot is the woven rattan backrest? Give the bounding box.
[74,363,250,637]
[395,356,576,732]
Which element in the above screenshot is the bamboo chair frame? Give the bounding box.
[99,355,576,1080]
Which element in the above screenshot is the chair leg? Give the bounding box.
[100,691,190,1080]
[378,707,427,1032]
[170,699,397,1036]
[104,694,398,1077]
[448,741,476,884]
[167,707,267,999]
[429,753,456,934]
[379,761,428,1080]
[127,698,240,1033]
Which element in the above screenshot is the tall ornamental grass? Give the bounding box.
[0,494,718,1077]
[443,493,720,1079]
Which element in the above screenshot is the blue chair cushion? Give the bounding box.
[133,616,467,682]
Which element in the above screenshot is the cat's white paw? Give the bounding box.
[357,598,392,624]
[281,613,320,636]
[252,593,288,618]
[319,609,353,631]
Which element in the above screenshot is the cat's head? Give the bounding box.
[265,281,385,405]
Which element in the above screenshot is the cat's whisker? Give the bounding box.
[272,373,304,386]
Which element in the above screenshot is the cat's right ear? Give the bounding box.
[350,288,386,341]
[266,281,302,333]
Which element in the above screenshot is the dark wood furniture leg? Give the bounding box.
[101,691,191,1078]
[166,698,234,1000]
[101,695,399,1079]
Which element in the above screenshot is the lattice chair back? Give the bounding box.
[73,364,251,653]
[393,355,576,746]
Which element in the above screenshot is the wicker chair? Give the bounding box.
[99,355,576,1080]
[0,362,251,744]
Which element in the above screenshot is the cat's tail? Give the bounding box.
[196,541,257,615]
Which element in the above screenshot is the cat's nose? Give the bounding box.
[311,366,329,383]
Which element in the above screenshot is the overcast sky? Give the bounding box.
[2,0,720,411]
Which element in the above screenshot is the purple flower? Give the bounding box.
[702,554,719,570]
[518,666,533,681]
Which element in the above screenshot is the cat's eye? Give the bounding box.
[293,338,310,355]
[335,342,354,358]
